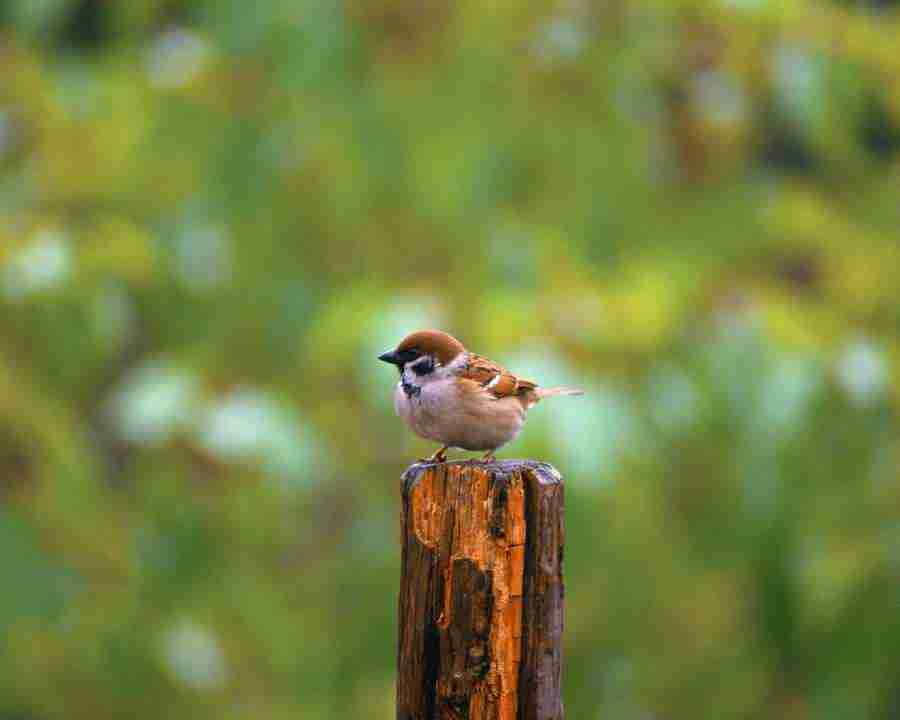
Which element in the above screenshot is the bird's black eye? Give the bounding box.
[411,356,435,376]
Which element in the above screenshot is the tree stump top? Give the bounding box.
[402,459,562,492]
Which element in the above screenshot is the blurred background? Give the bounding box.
[0,0,899,718]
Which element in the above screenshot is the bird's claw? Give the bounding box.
[420,447,449,463]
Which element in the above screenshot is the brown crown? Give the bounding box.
[396,330,466,365]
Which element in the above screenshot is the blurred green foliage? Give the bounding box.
[0,0,899,718]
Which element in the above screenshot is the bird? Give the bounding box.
[379,329,583,463]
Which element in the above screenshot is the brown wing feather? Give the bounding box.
[460,354,538,400]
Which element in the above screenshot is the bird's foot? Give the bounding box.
[420,446,449,463]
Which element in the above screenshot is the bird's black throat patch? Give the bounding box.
[401,378,421,398]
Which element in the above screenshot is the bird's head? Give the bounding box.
[378,330,466,376]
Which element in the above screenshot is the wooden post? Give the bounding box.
[397,460,564,720]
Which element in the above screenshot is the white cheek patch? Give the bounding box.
[485,374,501,390]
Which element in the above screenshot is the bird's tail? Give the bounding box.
[536,386,584,399]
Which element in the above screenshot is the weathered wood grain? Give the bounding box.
[397,460,564,720]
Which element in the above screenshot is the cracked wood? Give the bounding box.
[397,460,564,720]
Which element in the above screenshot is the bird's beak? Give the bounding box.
[378,350,403,366]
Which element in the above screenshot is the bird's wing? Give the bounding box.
[458,354,537,400]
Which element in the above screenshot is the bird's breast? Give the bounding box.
[393,379,527,451]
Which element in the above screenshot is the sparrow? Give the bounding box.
[379,330,583,463]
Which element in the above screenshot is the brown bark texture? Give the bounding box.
[397,460,564,720]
